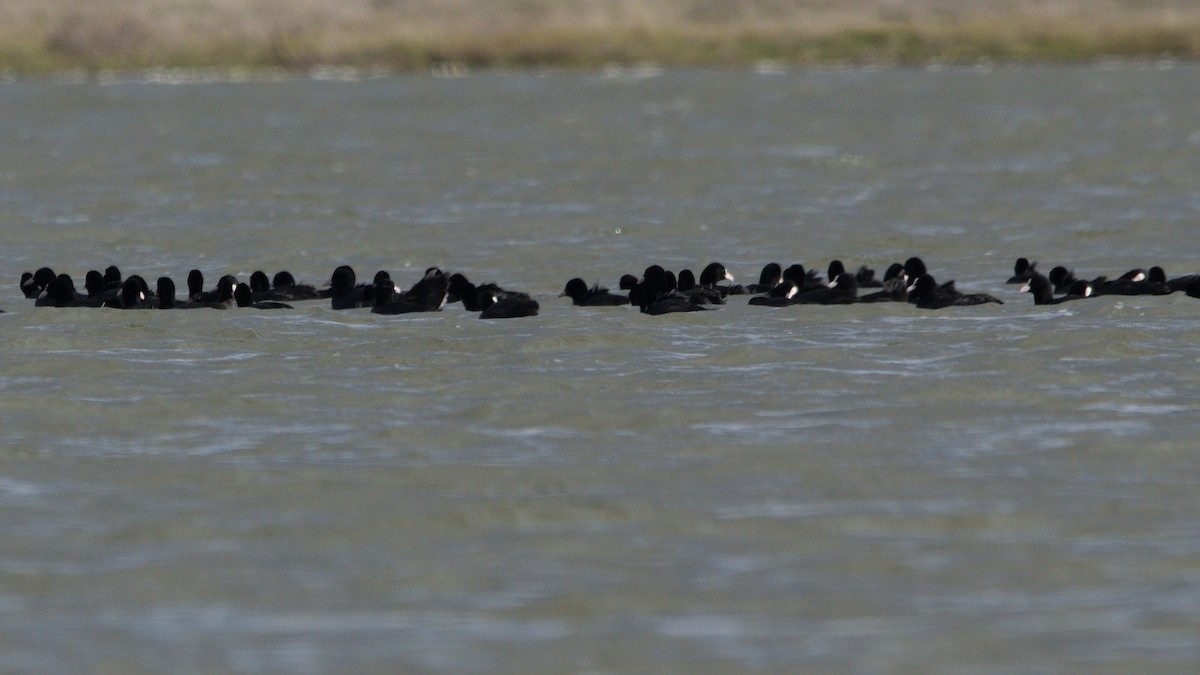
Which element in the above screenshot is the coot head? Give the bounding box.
[103,265,122,290]
[129,275,151,300]
[642,265,670,296]
[560,278,589,303]
[187,269,206,298]
[19,272,36,298]
[114,277,147,308]
[757,262,782,287]
[699,262,733,287]
[447,273,475,303]
[1007,257,1037,283]
[373,278,396,306]
[157,277,177,309]
[677,269,698,291]
[882,262,906,282]
[906,274,939,301]
[1048,266,1073,287]
[1019,273,1054,304]
[903,257,927,280]
[781,264,807,284]
[22,268,56,299]
[827,260,846,282]
[34,267,57,291]
[45,274,79,307]
[329,266,357,294]
[233,283,252,307]
[410,268,449,310]
[272,271,297,288]
[85,270,106,298]
[250,271,271,293]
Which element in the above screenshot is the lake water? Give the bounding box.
[2,64,1199,673]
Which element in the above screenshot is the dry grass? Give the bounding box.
[2,1,1199,73]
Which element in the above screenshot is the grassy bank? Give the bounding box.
[2,0,1199,75]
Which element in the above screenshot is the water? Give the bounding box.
[2,65,1200,673]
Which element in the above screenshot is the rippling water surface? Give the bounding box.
[2,65,1200,673]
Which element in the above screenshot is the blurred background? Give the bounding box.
[3,0,1199,74]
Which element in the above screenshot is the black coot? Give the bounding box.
[560,278,630,306]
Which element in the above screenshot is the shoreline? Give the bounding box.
[2,2,1199,76]
[5,57,1196,87]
